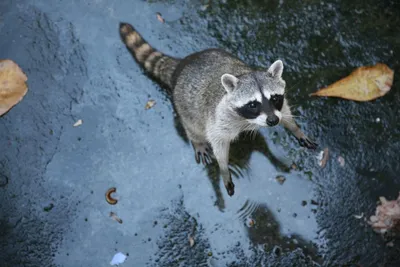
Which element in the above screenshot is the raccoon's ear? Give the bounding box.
[221,73,239,93]
[267,60,283,78]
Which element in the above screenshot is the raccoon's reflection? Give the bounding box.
[174,114,291,211]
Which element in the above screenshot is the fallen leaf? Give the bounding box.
[73,119,83,127]
[105,187,118,205]
[109,212,123,224]
[368,192,400,235]
[311,63,394,101]
[145,99,156,110]
[275,175,286,185]
[338,156,345,167]
[156,12,165,23]
[188,234,195,247]
[0,59,28,116]
[247,218,255,227]
[110,252,127,265]
[316,148,329,168]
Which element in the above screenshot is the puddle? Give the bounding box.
[1,0,400,266]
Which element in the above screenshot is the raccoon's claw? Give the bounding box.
[298,137,318,150]
[192,142,213,165]
[225,181,235,196]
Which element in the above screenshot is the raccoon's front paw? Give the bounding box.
[225,181,235,196]
[298,137,318,150]
[192,142,213,165]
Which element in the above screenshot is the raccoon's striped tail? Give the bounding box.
[119,22,180,90]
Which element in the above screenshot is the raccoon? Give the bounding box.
[119,22,317,196]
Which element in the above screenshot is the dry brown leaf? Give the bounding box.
[369,193,400,234]
[311,63,394,101]
[156,12,165,23]
[73,119,83,127]
[105,187,118,205]
[0,59,28,116]
[145,99,156,110]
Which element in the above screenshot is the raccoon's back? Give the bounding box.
[172,49,251,120]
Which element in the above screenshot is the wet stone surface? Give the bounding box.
[1,0,400,266]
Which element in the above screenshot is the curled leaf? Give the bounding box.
[105,187,118,205]
[311,63,394,101]
[0,59,28,116]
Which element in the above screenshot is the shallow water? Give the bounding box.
[1,0,400,266]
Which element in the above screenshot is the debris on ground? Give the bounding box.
[109,212,123,224]
[369,193,400,235]
[337,156,345,167]
[275,175,286,185]
[353,213,364,219]
[0,59,28,116]
[110,252,127,266]
[247,218,255,227]
[188,234,195,247]
[311,63,394,101]
[316,148,329,168]
[145,99,156,110]
[156,12,165,23]
[106,187,118,205]
[386,241,394,247]
[43,203,54,212]
[73,119,83,127]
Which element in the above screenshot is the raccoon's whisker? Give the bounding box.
[282,117,297,127]
[281,114,303,119]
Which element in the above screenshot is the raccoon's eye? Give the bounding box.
[270,95,284,110]
[246,101,258,109]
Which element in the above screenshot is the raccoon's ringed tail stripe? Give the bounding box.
[119,22,180,90]
[136,43,153,62]
[144,51,162,71]
[125,32,139,47]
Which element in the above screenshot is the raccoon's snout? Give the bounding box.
[266,115,279,126]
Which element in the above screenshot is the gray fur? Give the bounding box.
[119,22,317,196]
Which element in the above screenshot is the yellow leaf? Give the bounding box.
[311,63,394,101]
[0,59,28,116]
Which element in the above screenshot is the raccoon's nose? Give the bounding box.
[266,115,279,126]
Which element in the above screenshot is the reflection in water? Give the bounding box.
[242,203,321,264]
[173,109,321,261]
[173,112,291,211]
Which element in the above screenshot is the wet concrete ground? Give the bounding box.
[1,0,400,266]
